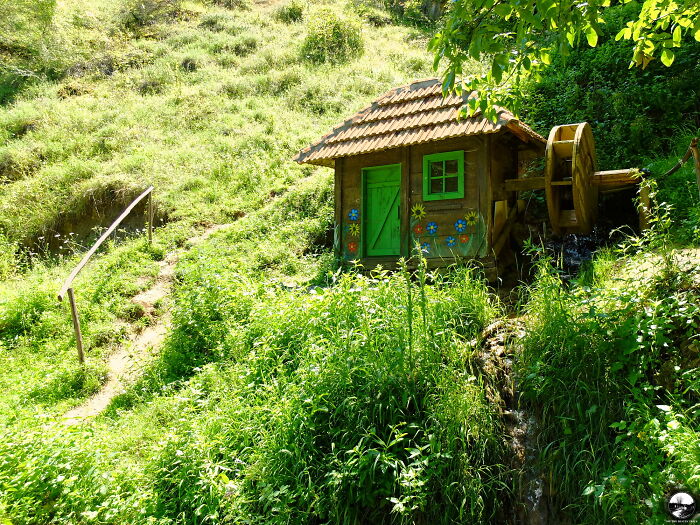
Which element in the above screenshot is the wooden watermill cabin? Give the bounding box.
[294,78,547,274]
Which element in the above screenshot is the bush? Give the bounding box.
[300,8,364,64]
[521,3,700,170]
[157,254,503,523]
[116,0,182,31]
[0,426,145,523]
[208,0,251,10]
[274,0,304,23]
[517,253,700,523]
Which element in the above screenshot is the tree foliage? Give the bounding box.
[520,3,700,169]
[429,0,700,119]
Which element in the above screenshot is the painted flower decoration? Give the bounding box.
[464,210,479,226]
[454,219,467,233]
[413,223,425,235]
[420,242,431,254]
[459,234,470,243]
[411,203,426,220]
[347,241,358,253]
[348,208,360,221]
[446,236,456,247]
[426,221,438,235]
[348,223,360,237]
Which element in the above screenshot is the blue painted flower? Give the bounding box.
[348,208,359,221]
[420,242,431,254]
[426,221,438,235]
[446,236,456,247]
[454,219,467,233]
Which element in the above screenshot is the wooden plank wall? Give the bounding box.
[410,136,488,259]
[335,134,539,267]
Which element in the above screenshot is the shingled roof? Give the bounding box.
[294,78,546,167]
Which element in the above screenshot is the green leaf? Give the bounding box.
[491,62,503,83]
[661,48,675,66]
[494,3,511,18]
[696,28,700,42]
[616,27,631,41]
[673,24,682,45]
[585,26,598,47]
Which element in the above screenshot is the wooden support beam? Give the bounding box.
[492,206,517,257]
[639,183,652,231]
[591,169,642,187]
[503,176,546,192]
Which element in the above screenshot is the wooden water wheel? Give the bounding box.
[545,122,598,235]
[503,121,647,238]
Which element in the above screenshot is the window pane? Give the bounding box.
[444,176,458,193]
[430,162,443,179]
[430,177,443,194]
[445,159,459,175]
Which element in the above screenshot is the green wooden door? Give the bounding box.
[363,164,401,257]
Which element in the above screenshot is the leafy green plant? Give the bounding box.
[518,248,700,523]
[116,0,182,32]
[274,0,305,23]
[301,8,364,64]
[521,4,700,169]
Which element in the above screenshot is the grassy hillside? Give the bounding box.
[0,0,699,523]
[0,0,432,420]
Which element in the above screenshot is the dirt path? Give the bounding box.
[62,224,231,425]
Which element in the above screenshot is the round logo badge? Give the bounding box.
[666,490,696,521]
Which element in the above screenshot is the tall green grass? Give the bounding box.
[517,246,700,523]
[1,252,506,523]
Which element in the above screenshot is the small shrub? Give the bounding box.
[199,12,237,32]
[221,79,250,98]
[209,0,251,10]
[180,57,198,72]
[136,65,174,94]
[116,0,182,31]
[230,35,258,56]
[274,0,304,23]
[364,9,393,27]
[286,82,345,115]
[300,8,364,64]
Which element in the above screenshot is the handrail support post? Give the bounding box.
[67,287,85,364]
[148,191,153,244]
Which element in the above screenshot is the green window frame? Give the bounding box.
[422,150,464,201]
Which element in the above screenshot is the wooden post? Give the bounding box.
[147,191,153,243]
[690,137,700,201]
[639,183,652,231]
[67,287,85,364]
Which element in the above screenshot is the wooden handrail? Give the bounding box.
[58,186,154,301]
[57,186,154,363]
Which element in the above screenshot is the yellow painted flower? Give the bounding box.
[348,223,360,237]
[464,210,479,225]
[411,203,426,220]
